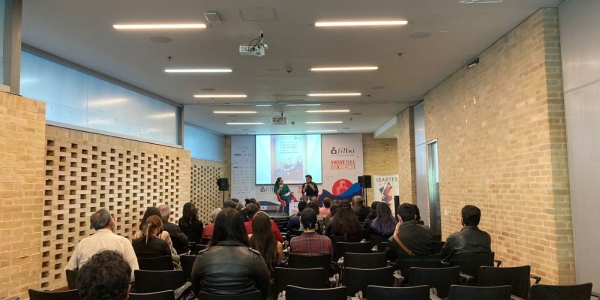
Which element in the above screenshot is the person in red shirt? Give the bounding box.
[244,204,284,243]
[201,208,221,240]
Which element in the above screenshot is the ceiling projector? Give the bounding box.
[239,44,266,57]
[272,116,288,125]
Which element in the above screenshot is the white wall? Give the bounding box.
[559,0,600,287]
[184,124,224,162]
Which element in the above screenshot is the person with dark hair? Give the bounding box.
[300,201,326,233]
[274,177,293,204]
[302,174,319,199]
[77,250,132,300]
[132,215,171,257]
[249,213,283,277]
[326,201,362,242]
[413,204,425,226]
[191,208,271,299]
[371,202,398,236]
[319,197,332,218]
[244,203,284,243]
[240,199,258,222]
[223,200,238,209]
[287,200,307,232]
[362,201,381,230]
[351,195,370,222]
[440,205,491,262]
[66,209,138,281]
[386,203,433,261]
[290,208,334,258]
[158,203,188,254]
[136,207,177,257]
[325,203,340,227]
[178,202,204,243]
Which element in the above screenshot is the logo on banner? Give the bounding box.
[259,186,274,193]
[330,147,354,155]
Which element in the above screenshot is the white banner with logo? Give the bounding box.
[320,134,364,202]
[373,174,399,213]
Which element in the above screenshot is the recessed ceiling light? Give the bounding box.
[306,121,343,124]
[226,122,264,125]
[307,93,361,97]
[113,24,207,30]
[194,94,247,98]
[310,66,378,72]
[213,111,257,114]
[306,110,350,113]
[315,21,408,27]
[306,130,338,133]
[255,104,273,107]
[165,69,232,73]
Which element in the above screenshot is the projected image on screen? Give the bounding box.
[256,135,322,185]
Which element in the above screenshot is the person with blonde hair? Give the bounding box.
[132,215,171,257]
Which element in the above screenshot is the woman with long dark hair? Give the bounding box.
[132,215,171,257]
[325,203,340,227]
[178,202,204,243]
[249,213,283,277]
[274,177,293,202]
[191,208,270,299]
[326,201,362,242]
[362,201,381,230]
[370,202,398,236]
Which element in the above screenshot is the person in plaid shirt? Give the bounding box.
[289,208,333,259]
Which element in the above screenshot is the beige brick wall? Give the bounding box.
[363,133,399,203]
[396,108,417,204]
[423,8,574,284]
[41,126,191,290]
[0,92,46,300]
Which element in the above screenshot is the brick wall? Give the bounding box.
[396,108,417,204]
[362,134,399,202]
[0,93,46,299]
[423,8,574,284]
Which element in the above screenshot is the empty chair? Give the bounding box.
[367,285,431,300]
[285,285,347,300]
[134,270,190,298]
[410,266,461,298]
[28,289,80,300]
[128,290,175,300]
[446,252,495,282]
[273,267,328,295]
[66,269,78,290]
[343,252,387,269]
[335,242,372,260]
[448,285,512,300]
[137,255,173,271]
[432,241,445,254]
[395,254,443,284]
[180,254,197,281]
[529,283,593,300]
[288,254,331,270]
[342,266,395,298]
[478,265,541,299]
[197,290,262,300]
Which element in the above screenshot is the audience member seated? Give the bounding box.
[440,205,491,262]
[287,200,307,232]
[244,203,284,243]
[249,212,283,277]
[136,207,178,257]
[370,202,398,236]
[351,196,370,222]
[77,250,131,300]
[386,203,433,261]
[202,208,222,240]
[319,197,331,218]
[66,209,138,281]
[158,203,189,254]
[324,203,340,227]
[413,204,426,226]
[132,215,171,257]
[362,201,381,230]
[240,198,258,221]
[299,201,326,234]
[178,202,204,243]
[191,208,271,299]
[223,200,238,209]
[290,208,334,259]
[325,201,362,242]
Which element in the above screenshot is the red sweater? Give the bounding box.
[245,219,284,243]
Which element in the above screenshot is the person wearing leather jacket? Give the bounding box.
[191,208,271,299]
[440,205,491,262]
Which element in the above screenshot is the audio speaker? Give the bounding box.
[217,178,229,191]
[358,176,363,188]
[358,175,372,189]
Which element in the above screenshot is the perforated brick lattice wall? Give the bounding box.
[190,159,230,223]
[41,126,190,290]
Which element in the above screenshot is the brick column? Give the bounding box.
[396,107,417,204]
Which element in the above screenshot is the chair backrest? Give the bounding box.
[343,266,395,297]
[529,283,593,300]
[200,237,211,245]
[478,265,531,298]
[66,269,78,290]
[134,270,187,293]
[198,290,262,300]
[137,255,173,270]
[128,290,175,300]
[367,285,430,300]
[409,266,461,298]
[285,285,347,300]
[448,285,512,300]
[29,289,80,300]
[290,230,304,237]
[180,254,197,281]
[336,242,372,260]
[273,267,328,295]
[449,252,495,281]
[190,244,207,255]
[368,234,390,252]
[396,254,443,284]
[287,253,331,270]
[361,229,371,240]
[432,241,445,254]
[344,252,388,269]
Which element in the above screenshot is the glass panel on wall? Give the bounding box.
[427,140,441,239]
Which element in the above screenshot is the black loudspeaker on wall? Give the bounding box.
[358,175,372,189]
[217,178,229,191]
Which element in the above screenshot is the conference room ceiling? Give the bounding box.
[21,0,562,137]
